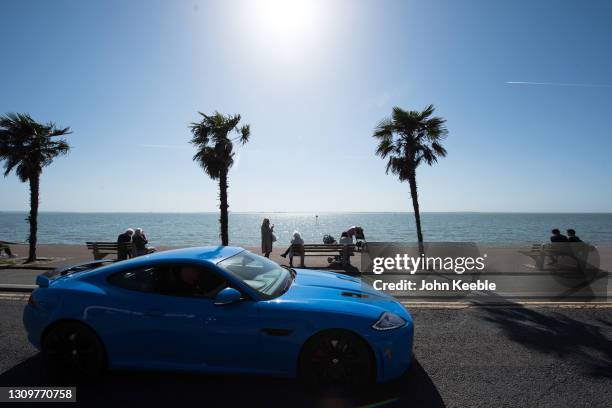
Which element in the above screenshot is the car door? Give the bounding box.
[100,262,262,372]
[97,263,206,369]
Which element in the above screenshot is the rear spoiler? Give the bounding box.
[36,259,114,288]
[36,275,51,288]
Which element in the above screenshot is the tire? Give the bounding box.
[42,321,107,380]
[299,329,375,386]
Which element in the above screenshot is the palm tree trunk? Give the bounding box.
[26,174,40,263]
[219,171,229,246]
[408,174,425,256]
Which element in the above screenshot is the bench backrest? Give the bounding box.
[292,243,355,252]
[86,242,134,251]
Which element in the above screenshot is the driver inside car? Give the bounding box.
[174,266,204,296]
[173,265,226,298]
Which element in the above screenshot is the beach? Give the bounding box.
[4,242,610,269]
[0,244,329,269]
[2,243,610,302]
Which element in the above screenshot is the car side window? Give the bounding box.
[152,264,228,299]
[107,267,157,293]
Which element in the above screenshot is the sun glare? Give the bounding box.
[249,0,320,53]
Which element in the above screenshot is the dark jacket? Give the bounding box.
[133,234,148,250]
[117,232,133,260]
[117,232,132,243]
[568,236,582,242]
[550,234,569,243]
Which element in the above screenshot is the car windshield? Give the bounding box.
[217,251,293,298]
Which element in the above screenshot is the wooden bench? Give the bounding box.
[86,242,139,260]
[519,242,596,272]
[289,243,356,267]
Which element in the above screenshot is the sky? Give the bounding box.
[0,0,611,213]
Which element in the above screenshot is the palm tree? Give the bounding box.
[0,113,71,262]
[190,111,250,246]
[373,105,448,253]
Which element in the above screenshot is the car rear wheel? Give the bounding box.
[42,321,107,379]
[299,329,375,386]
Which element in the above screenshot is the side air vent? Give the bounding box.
[336,275,360,282]
[342,292,368,298]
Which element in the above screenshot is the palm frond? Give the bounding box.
[190,111,250,178]
[372,104,448,178]
[238,124,250,145]
[375,138,395,158]
[0,112,71,182]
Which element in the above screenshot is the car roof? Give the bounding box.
[88,246,246,274]
[61,246,252,291]
[137,246,245,264]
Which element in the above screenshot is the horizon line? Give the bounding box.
[1,210,611,215]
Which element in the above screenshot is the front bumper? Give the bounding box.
[370,319,414,382]
[23,304,46,350]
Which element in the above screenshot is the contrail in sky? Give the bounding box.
[506,81,612,88]
[139,144,189,149]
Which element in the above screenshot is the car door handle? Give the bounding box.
[261,328,293,336]
[144,308,164,317]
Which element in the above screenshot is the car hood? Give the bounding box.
[278,269,407,317]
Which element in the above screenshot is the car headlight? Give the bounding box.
[372,312,406,331]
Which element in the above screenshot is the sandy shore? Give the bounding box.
[1,243,611,271]
[1,243,610,301]
[0,243,350,270]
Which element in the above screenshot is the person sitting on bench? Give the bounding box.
[550,228,568,243]
[133,228,150,256]
[117,228,134,260]
[567,229,582,242]
[280,231,305,267]
[0,241,16,258]
[549,228,568,265]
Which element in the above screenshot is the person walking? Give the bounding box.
[261,218,275,258]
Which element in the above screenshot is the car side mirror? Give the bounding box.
[214,287,243,306]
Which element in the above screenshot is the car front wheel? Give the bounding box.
[299,329,375,386]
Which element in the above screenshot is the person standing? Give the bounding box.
[339,231,353,245]
[261,218,275,258]
[339,232,353,266]
[117,228,134,260]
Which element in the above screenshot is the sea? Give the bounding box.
[1,212,611,247]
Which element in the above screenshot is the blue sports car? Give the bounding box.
[23,247,413,384]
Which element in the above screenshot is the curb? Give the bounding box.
[0,284,36,292]
[0,266,55,271]
[401,301,612,308]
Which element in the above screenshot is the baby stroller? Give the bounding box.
[322,235,357,269]
[323,234,336,244]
